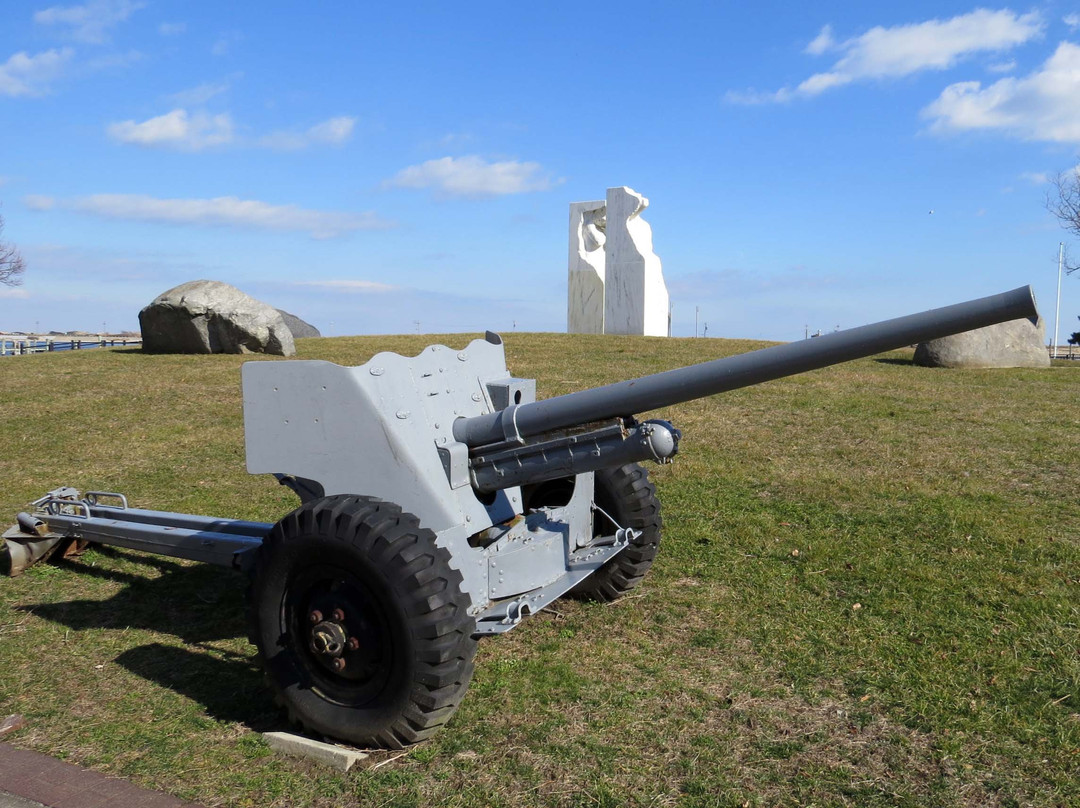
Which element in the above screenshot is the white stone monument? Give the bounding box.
[567,187,670,337]
[567,200,606,334]
[603,186,670,337]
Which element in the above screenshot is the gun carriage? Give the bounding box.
[2,286,1038,748]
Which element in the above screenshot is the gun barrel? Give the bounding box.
[454,285,1037,449]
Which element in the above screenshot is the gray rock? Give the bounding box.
[139,280,296,356]
[914,317,1048,369]
[276,309,321,339]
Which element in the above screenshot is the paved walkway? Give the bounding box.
[0,743,203,808]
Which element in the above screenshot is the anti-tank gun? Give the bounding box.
[2,286,1038,748]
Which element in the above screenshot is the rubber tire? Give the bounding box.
[569,463,662,602]
[247,494,476,748]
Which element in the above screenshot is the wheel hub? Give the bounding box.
[286,565,395,693]
[310,619,348,658]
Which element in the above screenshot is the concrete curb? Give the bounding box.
[262,732,368,772]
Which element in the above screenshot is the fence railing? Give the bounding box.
[0,336,143,356]
[1048,345,1077,360]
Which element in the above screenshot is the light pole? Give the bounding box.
[1053,242,1064,359]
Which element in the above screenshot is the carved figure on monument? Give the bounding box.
[603,186,670,337]
[567,201,606,334]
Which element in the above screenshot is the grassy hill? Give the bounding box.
[0,334,1076,807]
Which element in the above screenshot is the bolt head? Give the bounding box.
[347,637,360,651]
[331,658,346,672]
[331,608,345,622]
[308,610,323,624]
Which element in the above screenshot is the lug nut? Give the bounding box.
[347,637,360,651]
[308,610,323,624]
[331,608,345,622]
[331,658,346,672]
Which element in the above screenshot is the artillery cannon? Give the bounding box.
[2,286,1038,748]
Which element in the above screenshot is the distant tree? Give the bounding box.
[0,214,25,287]
[1069,331,1080,346]
[1047,171,1080,275]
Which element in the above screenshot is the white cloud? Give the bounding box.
[85,49,142,71]
[258,116,357,150]
[438,132,475,148]
[23,195,56,210]
[805,24,836,56]
[158,22,186,36]
[987,59,1017,73]
[1019,171,1050,184]
[724,87,792,105]
[107,107,355,152]
[922,42,1080,143]
[729,9,1044,104]
[306,116,355,144]
[211,33,243,56]
[23,242,220,284]
[0,288,30,299]
[667,267,842,299]
[292,280,397,293]
[107,109,234,150]
[35,193,392,238]
[1065,14,1080,31]
[385,156,558,198]
[0,48,74,97]
[167,80,231,107]
[34,0,144,44]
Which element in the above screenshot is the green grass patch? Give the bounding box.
[0,334,1077,806]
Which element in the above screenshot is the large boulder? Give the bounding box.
[276,309,321,339]
[914,317,1048,369]
[139,280,296,356]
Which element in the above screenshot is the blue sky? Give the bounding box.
[2,1,1079,343]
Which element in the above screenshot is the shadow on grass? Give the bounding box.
[20,547,248,643]
[17,547,286,727]
[115,642,280,729]
[874,357,916,366]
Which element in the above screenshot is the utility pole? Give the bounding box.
[695,306,699,338]
[1053,242,1064,359]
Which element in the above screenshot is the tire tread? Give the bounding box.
[247,494,476,749]
[569,463,663,602]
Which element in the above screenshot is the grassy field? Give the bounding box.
[0,334,1076,808]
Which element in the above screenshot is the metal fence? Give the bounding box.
[0,336,142,356]
[1048,345,1077,360]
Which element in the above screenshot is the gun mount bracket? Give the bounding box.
[502,599,532,625]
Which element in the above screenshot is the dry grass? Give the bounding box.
[0,334,1077,807]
